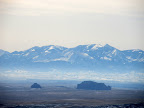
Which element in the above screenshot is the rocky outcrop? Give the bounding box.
[77,81,111,90]
[31,83,41,88]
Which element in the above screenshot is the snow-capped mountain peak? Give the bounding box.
[0,44,143,71]
[91,44,104,50]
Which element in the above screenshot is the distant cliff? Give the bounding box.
[77,81,111,90]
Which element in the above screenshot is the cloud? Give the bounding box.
[0,0,144,17]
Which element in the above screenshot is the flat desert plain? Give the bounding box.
[0,83,144,107]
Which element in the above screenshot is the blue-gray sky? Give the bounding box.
[0,0,144,52]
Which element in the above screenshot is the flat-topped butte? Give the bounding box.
[77,81,111,90]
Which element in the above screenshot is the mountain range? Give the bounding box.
[0,44,144,73]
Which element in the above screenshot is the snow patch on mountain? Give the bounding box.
[81,53,94,59]
[101,56,112,61]
[53,58,69,61]
[126,56,138,62]
[34,59,50,63]
[33,56,39,59]
[64,51,74,59]
[31,49,35,51]
[49,46,54,50]
[45,50,50,53]
[91,44,103,50]
[81,53,89,57]
[24,53,29,56]
[112,49,117,55]
[132,49,141,52]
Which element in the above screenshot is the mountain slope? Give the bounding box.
[0,49,9,56]
[0,44,144,72]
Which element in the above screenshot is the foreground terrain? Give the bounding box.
[0,82,144,108]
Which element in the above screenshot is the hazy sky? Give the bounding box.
[0,0,144,52]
